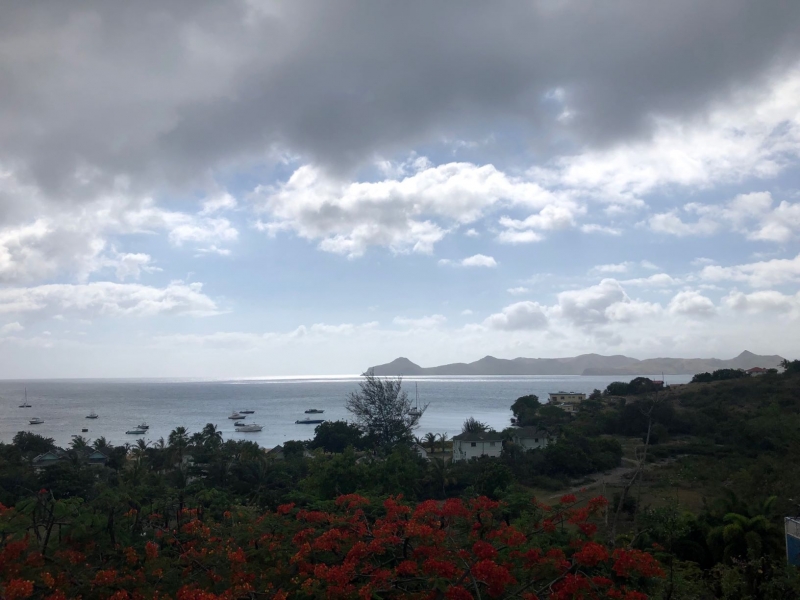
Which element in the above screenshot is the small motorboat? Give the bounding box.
[81,428,89,433]
[137,423,150,430]
[304,409,324,414]
[126,429,146,435]
[235,424,263,432]
[295,418,325,425]
[86,411,98,419]
[228,411,244,420]
[240,410,255,414]
[234,421,246,426]
[29,417,44,425]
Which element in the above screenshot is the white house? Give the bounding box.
[511,427,555,451]
[548,391,586,413]
[452,430,504,462]
[411,442,430,461]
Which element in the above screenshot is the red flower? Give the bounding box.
[573,541,609,567]
[559,494,577,505]
[472,559,516,596]
[145,541,159,561]
[612,548,665,578]
[3,579,34,600]
[445,586,473,600]
[472,540,498,561]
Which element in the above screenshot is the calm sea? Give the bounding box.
[0,375,693,450]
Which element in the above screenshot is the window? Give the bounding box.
[534,438,538,443]
[489,441,496,446]
[470,442,477,447]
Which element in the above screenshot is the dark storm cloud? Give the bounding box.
[2,0,800,196]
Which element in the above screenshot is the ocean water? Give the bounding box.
[0,374,693,450]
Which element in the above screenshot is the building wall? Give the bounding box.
[787,517,800,566]
[452,439,503,462]
[515,435,552,451]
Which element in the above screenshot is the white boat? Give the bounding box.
[228,412,245,419]
[235,424,263,432]
[29,417,44,425]
[19,388,31,408]
[126,429,146,435]
[295,418,325,425]
[86,411,98,419]
[240,410,255,414]
[137,423,149,429]
[409,383,423,417]
[304,409,324,414]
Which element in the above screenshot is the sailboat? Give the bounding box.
[409,383,422,417]
[18,388,31,408]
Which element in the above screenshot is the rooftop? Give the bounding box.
[453,430,504,442]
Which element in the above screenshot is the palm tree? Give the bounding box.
[70,435,89,453]
[438,432,449,453]
[428,458,457,498]
[168,426,190,466]
[423,432,438,453]
[462,417,489,433]
[707,495,779,562]
[201,423,223,448]
[93,436,112,453]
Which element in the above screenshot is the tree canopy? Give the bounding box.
[345,371,422,451]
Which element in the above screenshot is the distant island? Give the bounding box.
[367,350,784,376]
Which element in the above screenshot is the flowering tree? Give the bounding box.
[0,490,663,599]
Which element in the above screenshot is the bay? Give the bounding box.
[0,374,693,450]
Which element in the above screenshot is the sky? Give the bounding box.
[1,0,800,378]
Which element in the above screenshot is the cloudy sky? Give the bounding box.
[2,1,800,377]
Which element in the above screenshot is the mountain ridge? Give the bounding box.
[367,351,784,376]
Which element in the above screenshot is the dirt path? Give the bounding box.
[547,458,639,499]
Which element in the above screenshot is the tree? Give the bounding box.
[462,417,489,433]
[510,394,540,426]
[423,432,438,453]
[12,431,55,456]
[69,435,89,453]
[438,432,449,453]
[309,420,365,453]
[168,426,190,465]
[201,423,223,449]
[345,370,423,450]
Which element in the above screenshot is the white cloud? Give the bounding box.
[507,286,530,295]
[497,202,584,244]
[393,314,447,329]
[724,290,800,314]
[109,252,160,281]
[580,224,622,236]
[640,260,659,270]
[461,254,498,268]
[440,254,498,268]
[484,301,548,331]
[530,67,800,205]
[555,279,662,327]
[460,309,474,316]
[621,273,678,287]
[0,281,219,320]
[591,262,631,274]
[200,193,237,215]
[253,162,568,257]
[0,322,23,335]
[650,192,800,242]
[668,291,716,317]
[464,228,480,237]
[699,253,800,288]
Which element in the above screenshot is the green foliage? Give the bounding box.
[309,420,367,453]
[510,394,540,425]
[604,377,663,396]
[12,431,55,456]
[345,371,421,451]
[461,416,489,433]
[692,368,748,383]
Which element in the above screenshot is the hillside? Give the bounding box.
[367,350,784,376]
